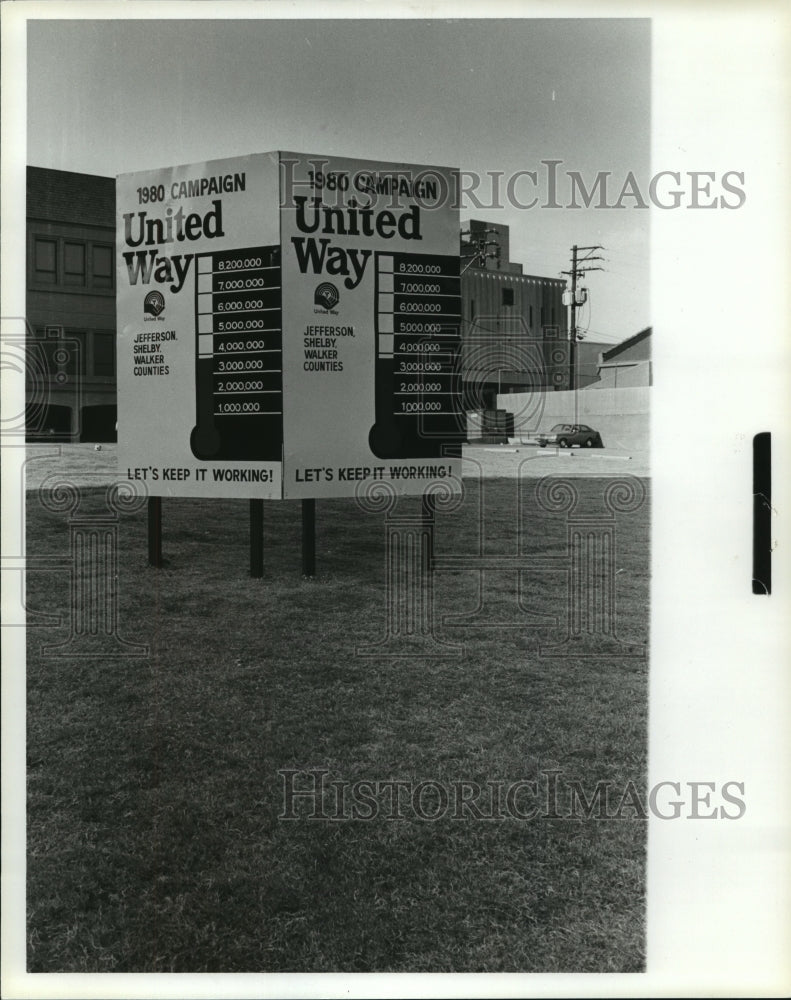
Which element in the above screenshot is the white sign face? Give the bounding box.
[279,152,462,499]
[116,153,282,498]
[117,152,462,499]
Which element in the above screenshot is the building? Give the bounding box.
[592,327,652,387]
[460,219,570,409]
[26,166,117,440]
[573,339,620,389]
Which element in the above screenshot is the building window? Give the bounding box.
[64,242,86,286]
[529,305,533,327]
[501,287,514,307]
[92,244,113,289]
[470,298,476,321]
[30,236,113,291]
[34,238,57,283]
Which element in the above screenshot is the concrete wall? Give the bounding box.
[499,385,650,453]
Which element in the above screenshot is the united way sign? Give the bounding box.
[116,152,463,499]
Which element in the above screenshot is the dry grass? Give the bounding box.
[26,478,649,972]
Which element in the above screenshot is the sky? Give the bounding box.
[26,16,651,344]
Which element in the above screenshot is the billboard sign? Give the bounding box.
[117,152,462,498]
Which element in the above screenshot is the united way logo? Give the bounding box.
[314,282,339,312]
[144,290,165,318]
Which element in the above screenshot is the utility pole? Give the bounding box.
[569,245,578,393]
[460,227,500,274]
[561,245,604,414]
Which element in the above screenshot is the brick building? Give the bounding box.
[459,219,570,408]
[26,166,117,440]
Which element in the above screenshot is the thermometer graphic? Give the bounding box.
[190,246,283,461]
[369,251,462,459]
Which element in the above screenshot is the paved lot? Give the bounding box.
[462,441,650,478]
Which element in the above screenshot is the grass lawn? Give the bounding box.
[26,477,650,972]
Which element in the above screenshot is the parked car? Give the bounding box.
[537,423,604,448]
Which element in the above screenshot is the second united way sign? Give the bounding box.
[116,152,463,499]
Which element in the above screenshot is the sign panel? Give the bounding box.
[116,153,282,498]
[117,152,462,498]
[279,152,462,498]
